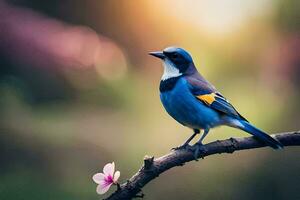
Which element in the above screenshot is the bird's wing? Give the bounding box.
[186,74,248,121]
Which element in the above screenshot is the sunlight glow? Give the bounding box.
[156,0,274,35]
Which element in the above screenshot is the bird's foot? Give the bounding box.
[191,142,207,161]
[171,143,191,151]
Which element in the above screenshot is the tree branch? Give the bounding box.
[105,131,300,200]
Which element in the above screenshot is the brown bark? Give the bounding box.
[105,131,300,200]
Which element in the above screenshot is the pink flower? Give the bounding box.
[92,162,120,194]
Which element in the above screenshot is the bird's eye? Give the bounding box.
[172,53,178,59]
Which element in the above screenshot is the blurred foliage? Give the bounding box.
[0,0,299,200]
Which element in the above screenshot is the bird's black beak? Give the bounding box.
[149,51,165,59]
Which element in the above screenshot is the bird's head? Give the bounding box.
[149,47,195,80]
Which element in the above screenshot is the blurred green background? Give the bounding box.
[0,0,299,199]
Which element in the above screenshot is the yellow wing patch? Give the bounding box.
[196,93,216,105]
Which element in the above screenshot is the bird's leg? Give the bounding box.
[184,129,200,146]
[193,128,210,159]
[196,128,209,145]
[172,129,200,150]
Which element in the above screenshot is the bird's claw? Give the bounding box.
[191,142,206,160]
[171,143,191,151]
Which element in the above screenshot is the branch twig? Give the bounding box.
[105,131,300,200]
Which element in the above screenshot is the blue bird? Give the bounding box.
[149,47,283,154]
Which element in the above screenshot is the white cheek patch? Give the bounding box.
[161,59,182,80]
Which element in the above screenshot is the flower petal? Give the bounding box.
[96,183,113,194]
[92,173,105,184]
[103,162,115,176]
[113,171,120,183]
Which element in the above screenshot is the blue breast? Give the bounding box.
[160,77,220,129]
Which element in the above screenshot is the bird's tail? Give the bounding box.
[231,120,283,149]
